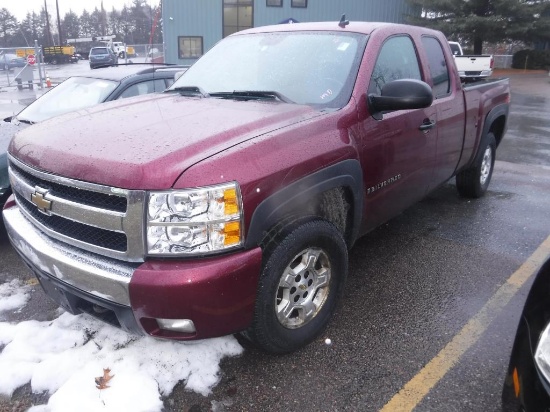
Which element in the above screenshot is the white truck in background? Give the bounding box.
[67,36,136,60]
[111,42,136,59]
[449,41,494,79]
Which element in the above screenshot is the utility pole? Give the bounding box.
[56,0,63,45]
[43,0,53,46]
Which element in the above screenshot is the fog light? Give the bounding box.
[157,318,196,333]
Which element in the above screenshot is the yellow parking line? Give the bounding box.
[380,234,550,412]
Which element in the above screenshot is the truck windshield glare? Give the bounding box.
[169,31,367,109]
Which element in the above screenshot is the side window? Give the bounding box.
[118,79,167,99]
[421,37,450,98]
[151,78,168,92]
[368,36,421,95]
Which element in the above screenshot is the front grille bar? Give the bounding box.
[8,154,147,262]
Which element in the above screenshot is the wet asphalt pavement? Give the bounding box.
[1,70,549,411]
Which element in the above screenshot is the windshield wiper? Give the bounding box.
[209,90,294,104]
[168,86,208,98]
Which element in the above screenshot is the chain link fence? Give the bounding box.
[0,47,45,88]
[493,55,513,69]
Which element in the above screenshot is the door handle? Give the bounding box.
[419,119,436,131]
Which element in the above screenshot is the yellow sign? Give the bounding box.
[15,49,35,57]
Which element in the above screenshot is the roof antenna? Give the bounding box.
[338,14,349,28]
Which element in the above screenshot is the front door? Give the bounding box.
[353,35,438,232]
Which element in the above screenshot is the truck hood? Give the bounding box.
[9,93,319,189]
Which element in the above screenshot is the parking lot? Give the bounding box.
[0,66,549,411]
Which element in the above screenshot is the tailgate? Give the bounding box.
[455,55,493,78]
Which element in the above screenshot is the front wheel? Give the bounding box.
[456,132,496,198]
[243,217,348,354]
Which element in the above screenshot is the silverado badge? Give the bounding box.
[31,189,52,215]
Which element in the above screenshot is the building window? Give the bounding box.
[178,36,203,59]
[291,0,307,7]
[267,0,282,6]
[223,0,253,38]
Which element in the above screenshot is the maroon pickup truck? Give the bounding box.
[3,21,510,353]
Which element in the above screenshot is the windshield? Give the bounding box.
[16,76,118,123]
[169,31,367,109]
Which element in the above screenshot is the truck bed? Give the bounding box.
[459,77,510,171]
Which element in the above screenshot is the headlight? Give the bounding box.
[535,322,550,382]
[147,182,243,256]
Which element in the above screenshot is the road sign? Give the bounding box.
[27,54,36,65]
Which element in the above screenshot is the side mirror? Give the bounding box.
[368,79,433,118]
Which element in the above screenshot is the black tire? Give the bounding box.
[119,51,126,59]
[51,58,58,65]
[243,217,348,354]
[456,132,496,198]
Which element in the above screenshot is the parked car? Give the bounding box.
[448,41,494,79]
[89,46,118,69]
[0,64,188,209]
[502,257,550,411]
[0,54,27,71]
[3,21,510,353]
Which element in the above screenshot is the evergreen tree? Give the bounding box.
[407,0,550,53]
[62,11,81,40]
[0,8,18,47]
[108,7,123,39]
[80,10,93,37]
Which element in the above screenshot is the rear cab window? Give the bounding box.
[421,36,451,98]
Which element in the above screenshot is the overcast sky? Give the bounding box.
[8,0,150,21]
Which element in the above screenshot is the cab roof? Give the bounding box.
[234,21,403,36]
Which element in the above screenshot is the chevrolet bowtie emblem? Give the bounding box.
[31,190,52,215]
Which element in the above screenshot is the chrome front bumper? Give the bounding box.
[3,205,137,306]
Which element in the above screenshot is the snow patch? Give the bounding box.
[0,279,31,313]
[0,312,243,411]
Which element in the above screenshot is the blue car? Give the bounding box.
[0,54,27,71]
[89,47,118,69]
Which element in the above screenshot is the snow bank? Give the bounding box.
[0,311,243,411]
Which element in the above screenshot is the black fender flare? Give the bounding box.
[244,159,364,249]
[468,102,509,169]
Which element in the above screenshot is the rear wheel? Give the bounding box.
[456,132,496,198]
[243,217,348,354]
[118,51,126,59]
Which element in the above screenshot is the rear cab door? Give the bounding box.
[418,34,466,191]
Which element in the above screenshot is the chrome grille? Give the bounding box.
[11,162,128,212]
[15,193,128,251]
[8,155,147,262]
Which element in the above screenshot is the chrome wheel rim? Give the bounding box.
[480,146,492,186]
[275,247,331,329]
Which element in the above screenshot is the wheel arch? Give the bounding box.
[244,160,364,250]
[482,103,509,149]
